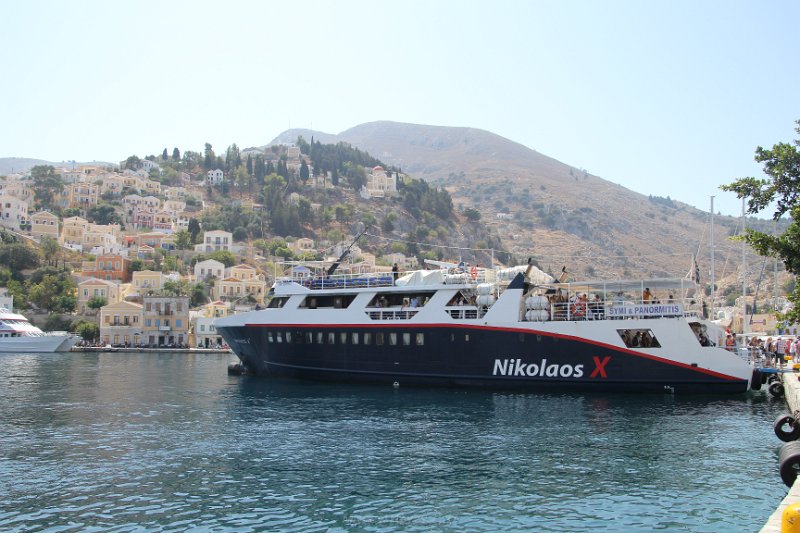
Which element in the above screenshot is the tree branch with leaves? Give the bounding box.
[721,119,800,324]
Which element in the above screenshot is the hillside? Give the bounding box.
[271,121,775,289]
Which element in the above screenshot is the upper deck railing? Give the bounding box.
[277,272,395,291]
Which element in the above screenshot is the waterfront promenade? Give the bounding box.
[71,346,232,354]
[761,373,800,533]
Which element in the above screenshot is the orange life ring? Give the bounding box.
[470,266,478,280]
[571,302,586,318]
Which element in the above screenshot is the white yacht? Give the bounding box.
[0,308,81,353]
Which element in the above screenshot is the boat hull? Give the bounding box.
[217,323,752,394]
[0,335,80,353]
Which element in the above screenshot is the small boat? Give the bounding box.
[0,308,81,353]
[215,260,762,394]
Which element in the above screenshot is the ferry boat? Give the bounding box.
[0,308,81,353]
[215,261,762,394]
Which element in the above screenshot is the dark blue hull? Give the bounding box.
[217,324,750,394]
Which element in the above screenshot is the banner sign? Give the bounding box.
[605,303,684,318]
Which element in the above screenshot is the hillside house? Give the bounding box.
[61,216,89,247]
[0,194,29,231]
[142,295,190,347]
[214,264,266,304]
[289,237,315,254]
[360,166,398,199]
[131,270,165,295]
[99,301,144,346]
[206,169,224,185]
[65,182,99,211]
[78,278,121,313]
[194,259,225,281]
[196,230,233,253]
[30,211,59,240]
[82,254,131,282]
[192,300,229,348]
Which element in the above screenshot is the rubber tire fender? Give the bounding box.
[751,369,763,391]
[779,441,800,487]
[768,374,780,384]
[775,413,800,442]
[769,380,786,398]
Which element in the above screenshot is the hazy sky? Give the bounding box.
[2,0,798,216]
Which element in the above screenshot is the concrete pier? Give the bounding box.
[761,372,800,533]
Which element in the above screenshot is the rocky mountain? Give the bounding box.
[271,121,773,288]
[0,157,53,175]
[0,158,115,175]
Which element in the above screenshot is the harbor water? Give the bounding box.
[0,351,789,532]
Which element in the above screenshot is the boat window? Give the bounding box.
[689,322,715,346]
[317,332,324,344]
[364,332,372,345]
[267,331,273,343]
[617,329,661,348]
[268,297,289,309]
[403,333,411,346]
[300,294,357,309]
[416,333,424,346]
[306,332,313,344]
[352,332,360,345]
[389,333,398,346]
[276,332,283,343]
[286,332,292,343]
[340,332,347,344]
[294,331,303,344]
[376,333,384,346]
[464,334,470,342]
[328,332,335,344]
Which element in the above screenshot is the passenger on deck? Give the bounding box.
[642,287,653,303]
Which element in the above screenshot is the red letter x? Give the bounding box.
[590,356,611,378]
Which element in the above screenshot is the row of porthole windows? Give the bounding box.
[266,330,425,347]
[264,331,549,346]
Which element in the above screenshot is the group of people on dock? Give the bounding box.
[746,335,800,368]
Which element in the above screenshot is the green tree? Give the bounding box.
[0,243,41,271]
[30,165,64,209]
[87,295,108,309]
[183,150,201,169]
[188,218,202,243]
[464,207,482,221]
[175,229,193,250]
[722,119,800,324]
[162,254,179,272]
[27,269,76,313]
[204,143,216,170]
[207,250,236,267]
[87,204,123,225]
[172,147,181,161]
[40,236,60,266]
[233,227,248,242]
[190,282,210,307]
[162,279,188,296]
[128,259,145,274]
[124,155,141,170]
[75,320,100,341]
[162,148,169,161]
[300,159,310,182]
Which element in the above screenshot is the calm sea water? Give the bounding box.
[0,351,789,532]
